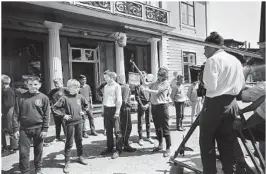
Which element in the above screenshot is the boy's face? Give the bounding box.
[54,81,63,89]
[27,80,41,93]
[68,86,79,95]
[2,81,10,89]
[79,78,87,86]
[104,74,111,83]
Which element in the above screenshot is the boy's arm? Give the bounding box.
[52,97,66,116]
[170,86,177,102]
[115,85,122,116]
[82,95,90,111]
[42,96,51,132]
[135,87,144,107]
[12,97,20,133]
[187,85,192,100]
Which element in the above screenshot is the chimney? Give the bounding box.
[248,42,251,48]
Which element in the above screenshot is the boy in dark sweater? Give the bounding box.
[13,76,50,174]
[52,79,89,173]
[48,78,66,142]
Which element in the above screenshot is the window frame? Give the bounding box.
[182,51,197,84]
[180,1,196,28]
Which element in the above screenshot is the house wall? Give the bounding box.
[167,1,207,39]
[164,37,206,81]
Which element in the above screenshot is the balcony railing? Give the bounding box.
[63,1,170,26]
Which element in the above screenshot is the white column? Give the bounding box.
[114,32,126,77]
[148,38,160,79]
[44,21,63,89]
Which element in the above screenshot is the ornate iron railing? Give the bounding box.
[62,1,170,25]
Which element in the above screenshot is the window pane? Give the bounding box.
[182,14,188,25]
[188,16,194,26]
[187,1,194,5]
[72,49,81,60]
[181,3,187,14]
[188,6,194,16]
[85,50,94,60]
[183,55,188,62]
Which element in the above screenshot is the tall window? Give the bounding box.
[183,51,196,83]
[181,1,195,27]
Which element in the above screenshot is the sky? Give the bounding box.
[208,1,261,48]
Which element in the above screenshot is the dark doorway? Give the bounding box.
[72,62,97,102]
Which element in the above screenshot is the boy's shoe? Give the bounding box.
[163,149,170,157]
[63,162,70,173]
[146,138,154,144]
[138,139,144,146]
[177,127,185,131]
[111,151,120,159]
[100,148,113,155]
[90,131,98,136]
[78,156,88,165]
[124,145,136,152]
[153,145,163,152]
[83,132,89,138]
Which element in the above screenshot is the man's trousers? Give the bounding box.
[199,95,238,174]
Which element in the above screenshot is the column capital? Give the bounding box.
[148,38,160,43]
[44,21,62,30]
[113,32,127,40]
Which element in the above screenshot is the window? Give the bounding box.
[183,51,196,83]
[181,1,195,27]
[144,1,162,8]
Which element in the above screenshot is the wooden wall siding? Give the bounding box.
[165,38,206,81]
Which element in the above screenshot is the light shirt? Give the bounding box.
[170,78,177,88]
[241,81,266,119]
[187,83,200,102]
[149,80,170,105]
[203,49,245,98]
[103,81,122,107]
[171,84,187,102]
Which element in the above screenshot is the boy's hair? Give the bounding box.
[79,74,86,80]
[103,70,111,75]
[158,67,169,80]
[53,78,62,83]
[2,74,11,83]
[67,79,80,88]
[105,71,117,80]
[26,76,41,83]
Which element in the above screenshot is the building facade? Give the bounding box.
[2,1,208,102]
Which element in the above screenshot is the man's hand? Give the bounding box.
[64,114,72,121]
[40,131,47,139]
[114,112,120,118]
[141,104,149,110]
[14,131,19,140]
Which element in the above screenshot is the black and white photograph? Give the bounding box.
[1,1,265,174]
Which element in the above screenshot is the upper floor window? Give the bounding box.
[183,51,196,83]
[181,1,195,27]
[144,1,162,8]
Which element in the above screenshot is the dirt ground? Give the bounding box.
[1,102,259,174]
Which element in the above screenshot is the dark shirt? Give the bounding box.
[79,84,92,102]
[13,91,50,132]
[2,87,15,116]
[52,93,89,125]
[135,85,150,106]
[120,84,131,108]
[97,82,107,97]
[48,87,66,105]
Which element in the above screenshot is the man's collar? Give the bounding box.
[213,49,224,56]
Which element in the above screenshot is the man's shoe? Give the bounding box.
[100,148,113,155]
[111,151,120,159]
[78,156,88,165]
[63,162,70,173]
[138,139,144,146]
[91,131,98,136]
[163,149,170,157]
[83,132,89,138]
[124,145,136,152]
[146,138,154,144]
